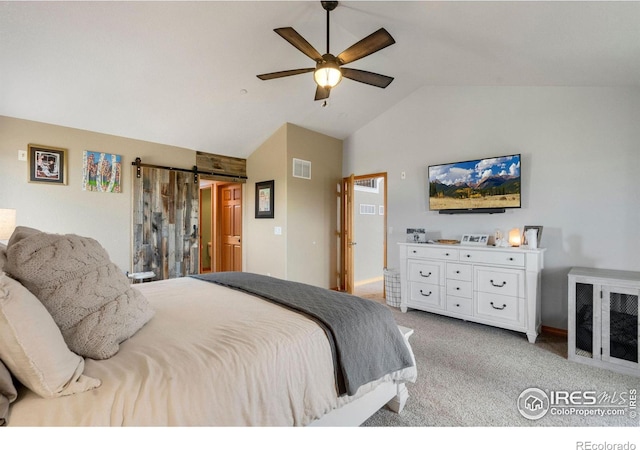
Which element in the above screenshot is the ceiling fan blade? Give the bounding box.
[274,27,323,62]
[314,85,331,101]
[337,28,395,65]
[257,68,314,81]
[341,67,394,88]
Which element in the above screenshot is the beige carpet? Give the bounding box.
[361,304,638,428]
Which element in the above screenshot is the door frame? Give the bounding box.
[198,180,244,273]
[340,172,387,294]
[215,182,243,272]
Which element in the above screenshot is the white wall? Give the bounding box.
[344,86,640,329]
[354,179,385,283]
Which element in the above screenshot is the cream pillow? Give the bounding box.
[0,358,17,426]
[4,227,154,360]
[0,273,101,398]
[0,243,6,272]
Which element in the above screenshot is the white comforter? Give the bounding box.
[8,277,416,426]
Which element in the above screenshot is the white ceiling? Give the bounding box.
[1,1,639,158]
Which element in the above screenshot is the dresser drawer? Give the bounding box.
[408,282,444,309]
[446,295,473,316]
[476,292,522,325]
[459,250,525,267]
[446,280,472,298]
[408,261,443,284]
[406,245,459,261]
[475,267,524,298]
[446,262,472,281]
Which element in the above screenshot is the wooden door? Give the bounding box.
[219,183,242,272]
[132,167,199,279]
[340,174,355,293]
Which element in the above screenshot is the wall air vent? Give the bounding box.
[359,204,376,215]
[293,158,311,179]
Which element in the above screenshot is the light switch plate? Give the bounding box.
[18,150,27,161]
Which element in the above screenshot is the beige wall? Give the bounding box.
[245,123,343,289]
[286,124,342,288]
[1,117,343,287]
[0,115,196,271]
[245,124,288,279]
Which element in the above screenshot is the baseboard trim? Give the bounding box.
[541,325,567,338]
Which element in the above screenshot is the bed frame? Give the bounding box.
[308,380,409,426]
[308,326,413,426]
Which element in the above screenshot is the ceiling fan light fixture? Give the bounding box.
[314,57,342,88]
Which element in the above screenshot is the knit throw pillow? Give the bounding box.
[4,227,154,360]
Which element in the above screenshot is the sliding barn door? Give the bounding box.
[132,167,199,279]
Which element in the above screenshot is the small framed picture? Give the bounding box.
[28,144,68,185]
[406,228,426,243]
[255,180,274,219]
[461,234,489,246]
[523,225,543,246]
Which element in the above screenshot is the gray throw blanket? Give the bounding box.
[192,272,413,396]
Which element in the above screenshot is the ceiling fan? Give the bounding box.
[257,1,395,101]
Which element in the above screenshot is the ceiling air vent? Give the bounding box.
[293,158,311,179]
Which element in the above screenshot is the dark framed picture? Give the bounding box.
[28,144,68,185]
[255,180,274,219]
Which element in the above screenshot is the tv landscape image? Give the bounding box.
[428,154,521,211]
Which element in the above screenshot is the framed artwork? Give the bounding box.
[406,228,426,243]
[28,144,68,185]
[523,225,543,246]
[461,234,489,246]
[82,151,122,193]
[255,180,274,219]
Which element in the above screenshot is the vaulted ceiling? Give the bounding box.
[1,1,639,158]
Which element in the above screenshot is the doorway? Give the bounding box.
[340,173,387,301]
[199,181,243,273]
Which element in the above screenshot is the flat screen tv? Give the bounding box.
[428,154,521,214]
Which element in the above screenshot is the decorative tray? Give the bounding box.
[436,239,460,245]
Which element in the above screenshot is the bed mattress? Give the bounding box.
[7,277,416,426]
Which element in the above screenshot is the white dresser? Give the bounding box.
[398,243,545,343]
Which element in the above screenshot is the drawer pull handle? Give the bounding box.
[490,302,507,310]
[456,287,460,290]
[508,257,514,261]
[465,254,471,258]
[445,252,450,256]
[419,271,432,278]
[456,270,460,274]
[455,303,460,307]
[419,289,432,297]
[490,280,507,287]
[412,250,417,254]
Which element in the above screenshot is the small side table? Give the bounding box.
[127,271,156,283]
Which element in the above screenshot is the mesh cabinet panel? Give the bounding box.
[575,282,594,358]
[609,292,638,363]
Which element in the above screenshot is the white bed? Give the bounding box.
[0,227,416,427]
[7,277,416,426]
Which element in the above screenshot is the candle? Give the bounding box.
[508,228,521,247]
